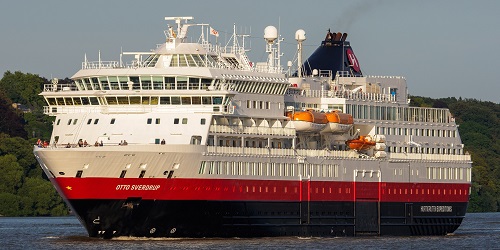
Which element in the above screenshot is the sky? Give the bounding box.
[1,0,499,103]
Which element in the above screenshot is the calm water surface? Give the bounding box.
[0,213,499,249]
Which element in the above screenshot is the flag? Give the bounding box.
[210,27,219,37]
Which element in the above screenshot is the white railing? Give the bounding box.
[43,105,154,115]
[43,84,79,92]
[82,61,121,69]
[302,89,396,102]
[43,105,229,115]
[389,152,472,162]
[206,146,358,158]
[209,125,296,136]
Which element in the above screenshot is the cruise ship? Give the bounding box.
[33,17,472,238]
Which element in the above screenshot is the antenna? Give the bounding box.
[295,29,306,77]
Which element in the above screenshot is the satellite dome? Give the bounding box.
[264,26,278,43]
[295,29,306,42]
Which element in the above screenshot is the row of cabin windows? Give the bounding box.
[427,166,471,181]
[207,138,294,150]
[57,118,104,126]
[167,54,219,68]
[46,95,227,106]
[57,118,100,126]
[75,75,288,95]
[377,126,457,137]
[384,188,467,196]
[345,104,451,123]
[56,117,207,126]
[387,146,462,155]
[246,100,271,109]
[75,76,215,91]
[199,161,342,178]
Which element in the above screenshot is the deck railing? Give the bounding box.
[209,125,296,136]
[388,152,472,162]
[206,146,357,158]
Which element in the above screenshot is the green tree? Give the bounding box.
[0,71,46,109]
[0,90,27,138]
[0,134,38,176]
[17,177,66,216]
[0,71,54,139]
[0,154,24,193]
[0,193,23,216]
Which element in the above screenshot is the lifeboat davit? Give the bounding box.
[321,110,354,134]
[287,110,328,132]
[346,135,376,151]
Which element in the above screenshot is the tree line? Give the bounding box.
[0,71,498,216]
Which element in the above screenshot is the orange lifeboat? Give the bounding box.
[287,110,328,132]
[321,110,354,134]
[346,135,376,151]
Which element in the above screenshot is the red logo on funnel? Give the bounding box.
[346,48,360,72]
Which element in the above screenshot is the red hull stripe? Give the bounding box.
[53,177,470,203]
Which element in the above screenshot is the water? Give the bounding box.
[0,213,499,249]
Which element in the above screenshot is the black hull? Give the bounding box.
[69,199,467,238]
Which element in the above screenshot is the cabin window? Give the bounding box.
[73,97,82,105]
[160,96,171,104]
[189,77,200,90]
[165,77,175,89]
[141,96,150,105]
[94,119,99,124]
[47,98,57,105]
[192,96,201,105]
[171,96,181,105]
[150,96,158,105]
[67,119,72,125]
[213,96,223,105]
[117,96,128,105]
[110,118,116,124]
[56,119,61,125]
[176,77,188,89]
[99,76,110,90]
[73,119,78,125]
[200,118,206,125]
[130,76,140,90]
[191,136,202,145]
[120,170,127,178]
[152,76,163,90]
[129,96,140,104]
[174,118,179,124]
[147,118,152,124]
[64,97,74,105]
[87,119,92,125]
[141,76,152,90]
[76,170,83,178]
[182,118,188,124]
[106,97,117,105]
[81,97,90,105]
[155,118,160,124]
[201,78,212,89]
[202,96,212,105]
[89,97,99,105]
[181,96,191,105]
